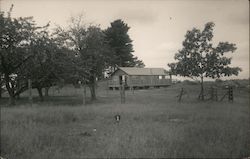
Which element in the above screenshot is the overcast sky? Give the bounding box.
[1,0,249,80]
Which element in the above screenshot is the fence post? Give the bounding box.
[178,88,184,102]
[228,86,233,102]
[83,79,87,105]
[210,86,214,100]
[123,83,125,103]
[120,83,125,104]
[106,79,109,96]
[214,87,218,101]
[28,79,32,106]
[130,85,134,94]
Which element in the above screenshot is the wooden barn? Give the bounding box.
[108,67,172,89]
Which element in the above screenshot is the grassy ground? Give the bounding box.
[1,82,250,158]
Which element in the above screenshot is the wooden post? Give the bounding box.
[120,84,122,104]
[28,79,32,106]
[106,79,109,96]
[178,88,184,102]
[123,83,125,103]
[120,83,125,104]
[83,79,87,105]
[228,86,233,102]
[214,87,218,101]
[210,86,214,100]
[170,74,172,84]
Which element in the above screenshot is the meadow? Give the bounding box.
[1,81,250,159]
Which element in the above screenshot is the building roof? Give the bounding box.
[117,67,169,76]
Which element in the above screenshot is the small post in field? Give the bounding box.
[214,87,218,101]
[83,79,87,105]
[131,86,134,94]
[120,83,125,104]
[123,83,125,103]
[28,79,32,106]
[178,87,184,102]
[106,79,109,96]
[228,86,233,102]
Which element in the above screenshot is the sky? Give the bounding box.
[1,0,249,80]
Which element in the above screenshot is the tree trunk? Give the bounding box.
[28,79,32,106]
[0,73,2,99]
[16,77,20,99]
[199,76,204,101]
[4,74,15,105]
[8,94,15,105]
[45,87,50,97]
[83,84,87,105]
[6,85,15,105]
[89,84,96,101]
[37,87,44,102]
[0,81,2,99]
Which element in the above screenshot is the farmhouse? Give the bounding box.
[108,67,172,89]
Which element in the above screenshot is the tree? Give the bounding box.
[18,24,78,101]
[0,6,73,103]
[20,28,59,101]
[104,19,145,74]
[81,26,109,100]
[0,6,37,105]
[105,19,134,68]
[55,15,109,101]
[127,56,145,68]
[168,22,241,100]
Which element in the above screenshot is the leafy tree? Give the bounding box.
[55,16,109,100]
[81,26,109,100]
[0,6,37,105]
[0,6,73,103]
[168,22,241,100]
[20,27,70,101]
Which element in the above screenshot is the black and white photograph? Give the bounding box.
[0,0,249,158]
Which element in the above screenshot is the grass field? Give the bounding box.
[1,82,250,158]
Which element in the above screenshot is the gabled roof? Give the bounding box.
[117,67,169,76]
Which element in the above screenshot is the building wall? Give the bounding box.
[108,70,171,88]
[128,75,171,86]
[109,69,128,86]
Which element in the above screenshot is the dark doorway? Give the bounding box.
[119,76,123,85]
[119,75,127,86]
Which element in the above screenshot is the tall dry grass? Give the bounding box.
[1,83,249,158]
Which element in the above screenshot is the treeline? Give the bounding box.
[0,6,145,105]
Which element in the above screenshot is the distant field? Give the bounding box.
[1,82,250,159]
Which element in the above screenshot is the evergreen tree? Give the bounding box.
[105,19,134,68]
